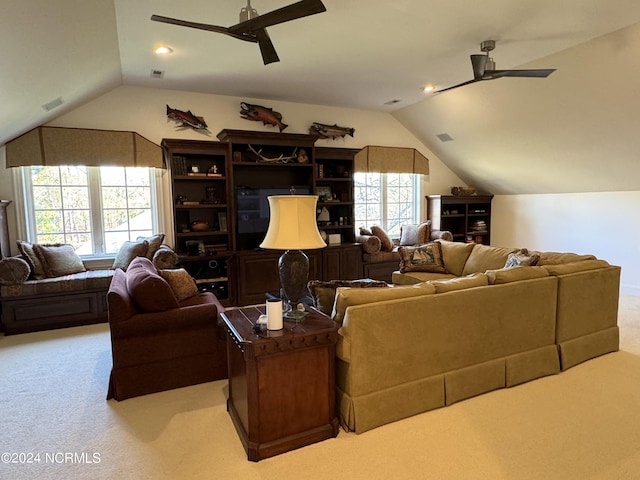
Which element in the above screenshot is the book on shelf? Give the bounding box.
[187,172,207,177]
[182,201,200,206]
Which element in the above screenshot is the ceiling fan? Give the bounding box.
[151,0,326,65]
[435,40,556,93]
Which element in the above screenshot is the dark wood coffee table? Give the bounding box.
[219,305,339,462]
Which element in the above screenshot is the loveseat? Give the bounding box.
[356,222,453,282]
[318,240,620,433]
[106,256,228,400]
[0,234,178,334]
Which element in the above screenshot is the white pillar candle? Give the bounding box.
[266,298,283,330]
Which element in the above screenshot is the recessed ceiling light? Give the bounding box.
[423,84,435,93]
[154,46,173,55]
[384,99,402,105]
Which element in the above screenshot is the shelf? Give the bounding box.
[233,161,313,168]
[176,231,228,237]
[174,175,226,180]
[178,252,232,261]
[175,204,227,209]
[319,224,353,230]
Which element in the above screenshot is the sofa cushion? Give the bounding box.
[125,256,179,312]
[398,242,447,274]
[308,279,389,316]
[159,268,199,302]
[16,240,46,279]
[542,259,611,276]
[356,234,382,254]
[437,240,476,276]
[371,225,394,252]
[0,257,30,285]
[485,266,550,285]
[332,283,436,324]
[136,233,165,259]
[533,251,598,265]
[399,221,431,246]
[392,271,456,285]
[113,240,149,270]
[429,272,489,293]
[34,244,86,277]
[505,248,540,268]
[462,244,520,276]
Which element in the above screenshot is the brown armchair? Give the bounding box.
[106,260,228,401]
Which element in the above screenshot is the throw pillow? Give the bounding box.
[398,242,447,274]
[16,240,46,279]
[0,257,31,285]
[399,221,431,246]
[371,225,394,252]
[359,226,373,236]
[159,268,199,302]
[308,279,389,316]
[136,233,165,260]
[125,256,179,312]
[356,235,381,254]
[112,240,149,271]
[152,245,179,270]
[504,248,541,268]
[33,244,86,277]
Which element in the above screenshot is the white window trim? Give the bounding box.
[14,166,166,263]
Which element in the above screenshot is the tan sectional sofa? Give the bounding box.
[330,240,620,433]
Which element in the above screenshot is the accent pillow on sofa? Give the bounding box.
[125,256,179,312]
[16,240,46,279]
[0,257,31,285]
[399,221,431,246]
[436,240,476,277]
[159,268,199,302]
[355,234,381,254]
[137,233,165,260]
[113,240,149,270]
[34,244,86,277]
[504,248,540,268]
[371,225,394,252]
[152,245,180,270]
[398,242,447,274]
[308,279,389,316]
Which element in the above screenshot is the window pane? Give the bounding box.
[125,168,151,186]
[60,166,88,185]
[62,186,90,209]
[127,186,151,209]
[33,186,62,209]
[102,186,127,209]
[100,167,126,186]
[64,209,91,233]
[35,210,63,234]
[31,166,60,185]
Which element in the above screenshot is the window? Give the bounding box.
[23,166,159,256]
[354,172,420,236]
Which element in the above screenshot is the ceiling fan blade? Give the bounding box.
[487,69,556,79]
[255,29,280,65]
[150,14,256,43]
[228,0,326,34]
[435,79,480,94]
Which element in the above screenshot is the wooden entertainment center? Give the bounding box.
[163,129,362,307]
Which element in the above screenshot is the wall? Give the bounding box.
[0,85,463,253]
[492,192,640,295]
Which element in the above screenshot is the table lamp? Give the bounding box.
[260,195,326,319]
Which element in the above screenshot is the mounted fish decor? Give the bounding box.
[166,105,208,131]
[240,102,288,132]
[309,122,355,140]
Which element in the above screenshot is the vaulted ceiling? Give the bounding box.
[2,1,640,194]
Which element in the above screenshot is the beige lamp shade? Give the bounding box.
[260,195,326,250]
[354,145,429,175]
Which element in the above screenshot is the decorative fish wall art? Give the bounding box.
[240,102,288,132]
[309,122,355,140]
[166,105,209,131]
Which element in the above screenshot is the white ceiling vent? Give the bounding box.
[42,97,64,111]
[150,69,165,79]
[436,133,454,142]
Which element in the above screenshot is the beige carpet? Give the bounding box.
[2,296,640,480]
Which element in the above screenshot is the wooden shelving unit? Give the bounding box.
[426,194,493,245]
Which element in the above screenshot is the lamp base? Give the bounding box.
[284,310,309,323]
[278,249,309,313]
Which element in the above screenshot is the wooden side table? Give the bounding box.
[220,305,339,462]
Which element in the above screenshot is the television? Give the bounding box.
[236,186,311,250]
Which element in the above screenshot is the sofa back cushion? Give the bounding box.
[308,279,389,316]
[533,251,598,265]
[429,272,489,293]
[113,240,149,271]
[485,266,550,285]
[332,283,436,325]
[125,256,179,312]
[542,259,610,276]
[462,244,520,276]
[437,241,476,276]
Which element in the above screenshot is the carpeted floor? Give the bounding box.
[1,295,640,480]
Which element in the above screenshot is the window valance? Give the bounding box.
[5,126,163,168]
[354,146,429,175]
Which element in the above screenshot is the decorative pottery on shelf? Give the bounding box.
[451,186,476,196]
[191,220,210,232]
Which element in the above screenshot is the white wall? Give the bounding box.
[492,192,640,295]
[0,85,463,254]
